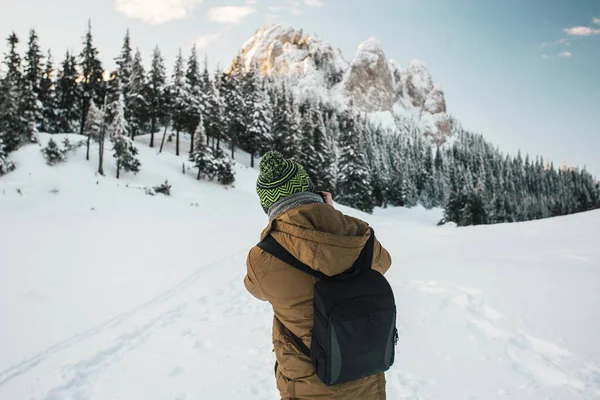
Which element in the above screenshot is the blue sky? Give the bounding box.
[1,0,599,176]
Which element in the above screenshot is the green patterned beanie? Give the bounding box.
[256,151,314,213]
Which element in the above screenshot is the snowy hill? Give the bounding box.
[233,25,453,144]
[1,135,600,399]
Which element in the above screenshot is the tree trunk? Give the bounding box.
[197,165,201,180]
[82,98,90,160]
[230,139,235,160]
[190,130,195,155]
[86,133,91,161]
[176,129,180,156]
[217,135,220,151]
[80,98,87,137]
[116,161,120,179]
[131,127,135,141]
[251,153,254,168]
[98,137,104,175]
[159,120,169,153]
[150,114,156,148]
[98,97,107,175]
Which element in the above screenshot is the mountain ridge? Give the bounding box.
[231,24,453,145]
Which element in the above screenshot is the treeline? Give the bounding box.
[1,23,598,225]
[0,22,236,182]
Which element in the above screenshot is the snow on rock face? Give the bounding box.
[238,24,348,90]
[406,60,447,115]
[389,59,452,144]
[343,38,396,112]
[406,60,434,107]
[234,24,453,144]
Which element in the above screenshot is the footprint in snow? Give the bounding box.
[169,366,185,377]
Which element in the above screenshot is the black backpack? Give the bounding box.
[258,228,398,386]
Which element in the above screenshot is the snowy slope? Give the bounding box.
[1,136,600,399]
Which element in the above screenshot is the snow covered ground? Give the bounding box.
[1,134,599,400]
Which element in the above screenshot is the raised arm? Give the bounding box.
[371,238,392,275]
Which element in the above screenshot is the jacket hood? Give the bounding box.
[260,203,371,277]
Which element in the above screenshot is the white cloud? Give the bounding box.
[541,54,551,59]
[269,2,302,15]
[540,38,570,48]
[209,6,256,24]
[115,0,202,25]
[563,26,600,36]
[304,0,323,6]
[246,0,258,4]
[558,51,572,58]
[593,17,600,25]
[195,33,221,49]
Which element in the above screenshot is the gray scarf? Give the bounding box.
[268,192,324,221]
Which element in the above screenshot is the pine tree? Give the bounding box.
[206,65,225,151]
[0,138,15,175]
[287,95,302,158]
[84,101,103,145]
[299,99,335,190]
[271,83,297,158]
[39,50,57,132]
[213,148,235,185]
[191,119,214,180]
[107,76,127,138]
[127,49,148,140]
[298,100,316,168]
[115,30,132,106]
[147,46,167,147]
[313,106,336,192]
[111,136,140,179]
[0,32,24,152]
[241,68,271,167]
[200,56,215,147]
[23,29,43,95]
[185,44,204,153]
[97,95,109,175]
[41,138,66,165]
[22,29,43,131]
[55,51,80,133]
[336,110,374,213]
[79,20,105,159]
[169,49,187,156]
[20,80,40,143]
[385,137,400,205]
[465,179,488,226]
[221,63,244,159]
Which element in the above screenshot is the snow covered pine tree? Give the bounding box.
[111,136,140,179]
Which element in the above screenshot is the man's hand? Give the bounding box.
[321,191,334,206]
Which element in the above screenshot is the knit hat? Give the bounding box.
[256,151,314,213]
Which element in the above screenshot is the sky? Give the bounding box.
[1,0,599,176]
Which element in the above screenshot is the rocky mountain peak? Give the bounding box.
[343,38,396,112]
[232,25,453,144]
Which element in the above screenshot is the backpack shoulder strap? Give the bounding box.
[352,227,376,272]
[257,235,328,280]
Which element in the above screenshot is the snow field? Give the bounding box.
[1,134,599,399]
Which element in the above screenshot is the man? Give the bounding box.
[244,151,392,400]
